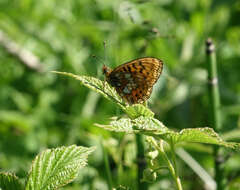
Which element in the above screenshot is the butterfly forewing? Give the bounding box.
[104,57,163,104]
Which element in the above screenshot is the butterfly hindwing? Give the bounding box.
[105,57,163,104]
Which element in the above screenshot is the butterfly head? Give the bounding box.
[102,65,112,77]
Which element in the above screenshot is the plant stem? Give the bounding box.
[169,139,182,190]
[206,38,223,190]
[206,38,221,131]
[101,139,113,190]
[136,134,148,190]
[151,138,183,190]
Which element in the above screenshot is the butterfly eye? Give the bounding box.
[102,65,109,75]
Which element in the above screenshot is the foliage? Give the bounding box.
[54,71,240,189]
[0,145,95,190]
[0,173,23,190]
[1,0,240,189]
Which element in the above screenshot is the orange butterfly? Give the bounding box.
[103,57,163,104]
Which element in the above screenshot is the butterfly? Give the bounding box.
[102,57,163,105]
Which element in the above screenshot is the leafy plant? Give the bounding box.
[52,71,240,190]
[0,145,95,190]
[1,1,240,190]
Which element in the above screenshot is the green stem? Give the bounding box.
[169,139,182,189]
[136,134,148,190]
[151,138,183,190]
[206,38,221,131]
[206,38,224,190]
[101,139,113,190]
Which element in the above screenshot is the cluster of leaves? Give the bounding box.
[54,72,240,151]
[1,0,240,189]
[53,71,240,189]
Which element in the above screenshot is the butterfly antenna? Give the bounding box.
[103,40,107,64]
[103,41,107,93]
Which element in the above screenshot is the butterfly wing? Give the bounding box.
[108,57,163,104]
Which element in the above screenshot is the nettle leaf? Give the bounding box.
[25,145,95,190]
[166,128,240,149]
[0,172,23,190]
[124,104,154,119]
[97,117,240,150]
[52,72,154,119]
[52,71,125,108]
[96,118,134,132]
[96,116,169,134]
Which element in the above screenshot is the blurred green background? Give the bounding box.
[0,0,240,189]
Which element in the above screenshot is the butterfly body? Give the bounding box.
[103,57,163,104]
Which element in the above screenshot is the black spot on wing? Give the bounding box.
[132,62,137,69]
[127,66,132,72]
[139,61,146,70]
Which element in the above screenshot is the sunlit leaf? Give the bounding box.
[124,104,154,119]
[25,145,95,190]
[0,172,23,190]
[96,116,169,134]
[167,128,240,149]
[97,117,240,149]
[52,71,125,108]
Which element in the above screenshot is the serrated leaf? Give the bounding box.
[0,172,23,190]
[52,72,157,118]
[165,128,240,149]
[96,116,169,134]
[124,104,154,119]
[52,71,125,108]
[97,117,240,149]
[25,145,95,190]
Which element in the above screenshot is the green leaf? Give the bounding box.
[97,117,240,149]
[96,116,169,134]
[123,104,154,119]
[52,72,156,119]
[51,71,125,109]
[0,172,23,190]
[25,145,95,190]
[166,128,240,149]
